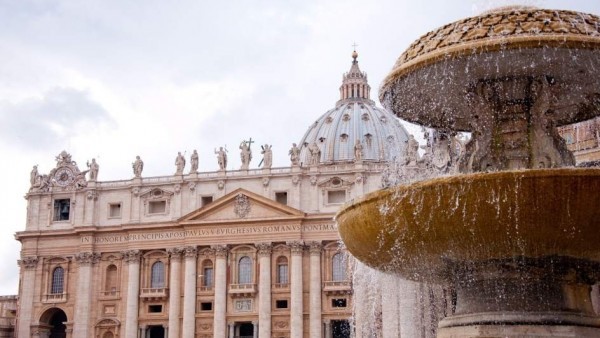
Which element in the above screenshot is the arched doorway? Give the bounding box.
[39,308,67,338]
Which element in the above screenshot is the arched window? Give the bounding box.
[105,265,118,293]
[202,260,214,288]
[238,256,252,284]
[150,261,165,288]
[276,256,288,284]
[51,266,64,294]
[332,253,347,282]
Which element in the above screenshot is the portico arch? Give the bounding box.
[39,307,67,338]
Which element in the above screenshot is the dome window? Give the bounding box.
[365,134,373,147]
[340,134,349,142]
[387,135,395,143]
[343,114,351,121]
[361,113,370,121]
[325,116,333,123]
[380,116,387,123]
[319,137,326,143]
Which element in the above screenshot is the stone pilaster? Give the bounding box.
[17,256,38,338]
[167,248,183,338]
[73,252,100,337]
[256,243,272,338]
[182,246,198,338]
[308,241,323,338]
[123,250,141,338]
[288,241,304,338]
[324,319,331,338]
[213,245,229,338]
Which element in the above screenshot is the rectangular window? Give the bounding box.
[277,264,288,284]
[327,190,346,204]
[148,200,166,214]
[148,305,162,313]
[275,300,288,309]
[201,196,213,207]
[203,267,214,287]
[332,298,347,308]
[275,192,288,205]
[200,302,213,311]
[53,199,70,221]
[108,203,121,218]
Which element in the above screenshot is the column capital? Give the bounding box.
[307,241,322,255]
[122,249,141,264]
[74,252,101,265]
[167,247,183,259]
[287,241,305,255]
[256,242,272,257]
[18,256,38,269]
[199,248,215,257]
[212,245,229,258]
[184,246,198,258]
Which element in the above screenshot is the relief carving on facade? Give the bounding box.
[234,193,251,218]
[167,247,183,259]
[212,245,229,258]
[74,252,101,265]
[256,243,272,257]
[184,246,198,258]
[122,250,141,264]
[307,241,322,255]
[287,241,304,255]
[18,256,39,269]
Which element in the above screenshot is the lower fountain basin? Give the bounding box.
[336,168,600,284]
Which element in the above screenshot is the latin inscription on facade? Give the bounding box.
[83,223,337,244]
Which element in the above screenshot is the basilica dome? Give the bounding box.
[298,52,410,165]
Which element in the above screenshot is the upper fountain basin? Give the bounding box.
[379,8,600,131]
[336,168,600,283]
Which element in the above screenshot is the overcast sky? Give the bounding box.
[0,0,598,294]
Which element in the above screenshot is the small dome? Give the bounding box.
[298,53,410,165]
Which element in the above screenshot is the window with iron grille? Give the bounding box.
[332,253,347,282]
[151,261,165,288]
[277,257,289,284]
[51,267,64,294]
[238,256,252,284]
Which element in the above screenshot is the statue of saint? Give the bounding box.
[175,152,186,175]
[261,144,273,168]
[309,142,321,166]
[86,158,100,181]
[404,135,420,166]
[239,140,252,170]
[30,165,39,187]
[354,140,364,162]
[289,143,300,166]
[190,150,199,173]
[214,147,228,170]
[132,156,144,177]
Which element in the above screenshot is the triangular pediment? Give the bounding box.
[179,188,304,223]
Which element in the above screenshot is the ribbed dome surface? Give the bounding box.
[298,101,409,164]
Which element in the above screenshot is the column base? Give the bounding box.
[437,324,600,338]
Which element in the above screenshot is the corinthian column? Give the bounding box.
[308,241,322,338]
[256,243,272,337]
[17,256,38,338]
[123,250,141,338]
[213,245,228,338]
[168,248,183,338]
[73,252,100,337]
[288,241,304,338]
[182,246,198,338]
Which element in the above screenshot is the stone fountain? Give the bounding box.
[337,7,600,337]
